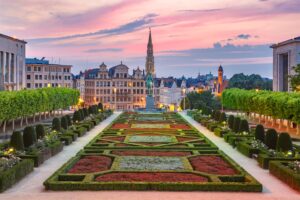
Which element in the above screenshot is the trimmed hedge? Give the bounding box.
[239,119,249,133]
[36,124,45,139]
[23,126,36,148]
[233,117,241,133]
[269,161,300,191]
[254,124,264,142]
[228,115,234,129]
[265,129,278,150]
[52,118,61,132]
[276,132,292,152]
[10,131,24,151]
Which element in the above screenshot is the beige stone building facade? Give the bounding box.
[271,37,300,92]
[82,62,146,110]
[0,33,26,91]
[25,58,72,89]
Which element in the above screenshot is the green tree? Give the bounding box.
[289,64,300,91]
[180,97,190,110]
[228,73,272,90]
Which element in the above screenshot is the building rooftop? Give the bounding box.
[26,58,49,65]
[270,36,300,48]
[0,33,27,44]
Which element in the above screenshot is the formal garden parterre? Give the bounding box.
[44,112,262,192]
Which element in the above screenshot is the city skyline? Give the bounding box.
[1,0,299,78]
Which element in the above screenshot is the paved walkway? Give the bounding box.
[1,111,300,200]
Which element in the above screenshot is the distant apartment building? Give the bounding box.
[271,37,300,91]
[25,58,72,89]
[0,33,26,91]
[77,62,146,110]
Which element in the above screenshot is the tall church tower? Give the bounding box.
[145,28,155,77]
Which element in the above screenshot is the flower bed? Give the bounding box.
[189,155,238,175]
[111,151,191,156]
[95,172,208,182]
[68,156,112,173]
[44,112,262,192]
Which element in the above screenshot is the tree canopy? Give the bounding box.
[186,91,221,114]
[228,73,272,90]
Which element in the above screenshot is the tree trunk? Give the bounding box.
[39,113,42,121]
[12,119,15,130]
[258,114,261,123]
[271,117,275,126]
[3,120,6,133]
[26,117,28,125]
[33,114,35,123]
[297,124,300,135]
[279,119,283,129]
[286,120,290,132]
[20,117,23,127]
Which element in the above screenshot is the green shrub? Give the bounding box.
[276,132,292,152]
[52,118,61,132]
[61,116,68,130]
[79,109,84,120]
[233,117,241,133]
[83,108,89,118]
[10,131,24,151]
[239,119,249,133]
[265,129,278,149]
[228,115,234,129]
[255,124,265,142]
[214,110,221,121]
[98,102,103,111]
[66,115,72,126]
[219,112,226,122]
[73,111,81,123]
[23,126,36,148]
[211,110,216,119]
[36,124,45,139]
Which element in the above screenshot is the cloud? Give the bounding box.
[27,13,158,44]
[84,48,123,53]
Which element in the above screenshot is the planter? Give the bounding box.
[0,159,34,192]
[49,141,64,156]
[257,153,300,169]
[214,128,229,137]
[59,135,73,145]
[237,142,260,158]
[269,161,300,191]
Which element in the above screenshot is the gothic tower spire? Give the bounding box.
[145,27,155,77]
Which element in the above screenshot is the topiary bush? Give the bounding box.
[52,117,61,132]
[36,124,45,139]
[83,108,89,118]
[233,117,241,133]
[219,112,226,122]
[276,132,292,152]
[98,102,103,111]
[10,131,24,151]
[79,109,84,120]
[73,111,81,123]
[239,119,249,133]
[214,110,221,121]
[228,115,234,129]
[255,124,265,142]
[65,115,72,126]
[23,126,37,148]
[265,129,278,149]
[61,116,68,130]
[211,110,216,119]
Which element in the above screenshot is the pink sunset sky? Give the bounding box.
[0,0,299,78]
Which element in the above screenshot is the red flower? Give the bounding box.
[170,124,191,130]
[68,156,112,174]
[95,172,208,182]
[112,151,191,156]
[189,155,238,175]
[111,124,130,129]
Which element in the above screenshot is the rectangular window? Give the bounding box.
[44,75,47,80]
[39,75,42,80]
[27,83,31,88]
[27,66,31,71]
[27,75,31,80]
[35,75,38,79]
[5,52,9,82]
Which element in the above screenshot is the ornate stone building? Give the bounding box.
[0,33,26,91]
[271,37,300,91]
[80,62,146,110]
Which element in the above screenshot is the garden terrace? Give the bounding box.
[44,112,262,192]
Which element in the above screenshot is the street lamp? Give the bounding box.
[182,88,186,110]
[113,87,117,110]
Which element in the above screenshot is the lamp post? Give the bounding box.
[182,88,186,110]
[113,87,117,110]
